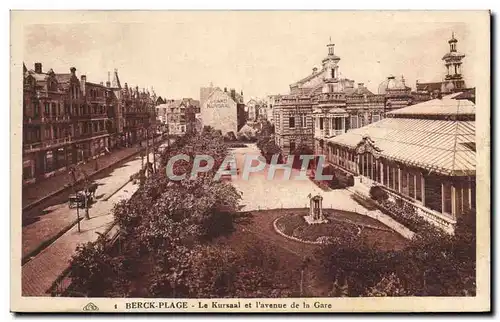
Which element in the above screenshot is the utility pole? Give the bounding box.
[76,197,81,232]
[146,126,150,176]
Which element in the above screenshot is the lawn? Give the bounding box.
[274,209,408,251]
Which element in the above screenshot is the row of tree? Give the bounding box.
[314,209,476,297]
[67,127,294,297]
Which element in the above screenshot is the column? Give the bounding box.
[441,183,446,214]
[452,184,459,218]
[380,160,384,184]
[397,167,401,192]
[421,176,426,206]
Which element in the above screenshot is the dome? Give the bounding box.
[378,75,407,94]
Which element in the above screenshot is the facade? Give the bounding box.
[246,98,268,122]
[200,85,245,135]
[23,63,156,184]
[324,93,476,233]
[275,34,469,159]
[273,94,314,157]
[163,98,198,135]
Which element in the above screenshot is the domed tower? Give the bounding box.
[321,39,343,94]
[442,32,466,92]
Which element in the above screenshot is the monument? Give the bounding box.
[304,194,328,224]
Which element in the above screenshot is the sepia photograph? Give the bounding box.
[10,10,490,313]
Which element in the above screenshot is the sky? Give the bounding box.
[22,11,477,101]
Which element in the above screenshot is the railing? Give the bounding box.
[382,187,456,233]
[23,137,73,152]
[90,113,108,120]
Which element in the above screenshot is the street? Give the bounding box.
[230,144,368,214]
[21,142,170,296]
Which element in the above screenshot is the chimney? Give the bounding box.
[312,67,318,74]
[106,71,111,88]
[124,82,128,89]
[358,83,364,89]
[100,81,104,86]
[34,63,42,74]
[70,67,76,75]
[224,87,227,92]
[230,89,236,100]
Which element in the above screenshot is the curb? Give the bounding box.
[102,178,133,202]
[272,217,327,245]
[47,189,142,296]
[22,138,167,213]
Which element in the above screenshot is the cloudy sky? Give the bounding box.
[22,11,478,100]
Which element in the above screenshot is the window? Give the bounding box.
[289,140,296,152]
[443,183,452,214]
[34,103,40,117]
[409,173,415,199]
[350,115,358,129]
[299,115,307,127]
[319,117,324,130]
[401,170,409,195]
[415,172,422,201]
[394,167,400,192]
[334,117,343,130]
[372,114,380,123]
[289,116,295,128]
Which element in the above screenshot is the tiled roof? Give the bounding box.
[387,93,475,117]
[326,117,475,176]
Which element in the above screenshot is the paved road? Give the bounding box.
[229,144,368,214]
[22,180,139,296]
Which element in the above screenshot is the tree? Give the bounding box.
[365,273,408,297]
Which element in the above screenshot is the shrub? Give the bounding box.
[369,185,389,202]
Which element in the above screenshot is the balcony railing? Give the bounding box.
[23,136,73,152]
[24,115,72,124]
[90,113,108,120]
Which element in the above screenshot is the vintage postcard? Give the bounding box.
[10,10,490,313]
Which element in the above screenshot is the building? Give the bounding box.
[323,92,475,233]
[200,85,246,136]
[273,94,314,157]
[22,63,156,184]
[275,34,469,158]
[246,98,268,122]
[117,82,156,147]
[416,33,467,96]
[162,98,198,135]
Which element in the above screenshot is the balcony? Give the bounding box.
[24,115,72,124]
[315,128,344,139]
[90,113,109,120]
[23,136,73,153]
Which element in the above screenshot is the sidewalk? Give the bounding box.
[22,180,139,296]
[22,137,162,210]
[22,151,148,261]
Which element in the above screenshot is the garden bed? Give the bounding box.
[273,210,408,251]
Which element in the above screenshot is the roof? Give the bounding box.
[346,86,374,96]
[326,117,475,176]
[290,67,324,88]
[416,81,443,93]
[387,93,475,117]
[55,73,72,84]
